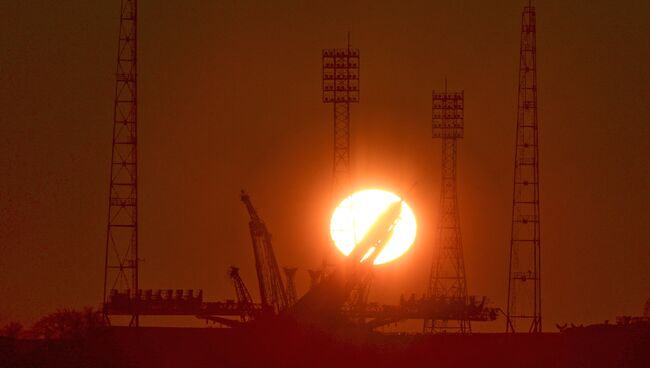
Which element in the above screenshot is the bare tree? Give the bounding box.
[30,307,104,340]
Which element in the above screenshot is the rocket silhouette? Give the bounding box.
[348,199,404,265]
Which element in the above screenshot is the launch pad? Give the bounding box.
[104,189,498,331]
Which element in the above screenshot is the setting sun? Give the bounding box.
[330,189,417,265]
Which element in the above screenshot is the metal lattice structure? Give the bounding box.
[424,89,471,333]
[345,271,373,324]
[228,266,255,322]
[240,191,289,314]
[283,267,298,307]
[103,0,138,326]
[506,3,542,333]
[322,37,359,195]
[308,269,323,290]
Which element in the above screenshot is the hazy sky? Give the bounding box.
[0,0,648,332]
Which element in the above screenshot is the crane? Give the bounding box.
[283,267,298,307]
[228,266,256,322]
[240,190,289,314]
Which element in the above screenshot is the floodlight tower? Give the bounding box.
[102,0,139,326]
[506,2,542,333]
[322,35,359,196]
[424,87,471,333]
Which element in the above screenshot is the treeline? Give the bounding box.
[0,307,104,340]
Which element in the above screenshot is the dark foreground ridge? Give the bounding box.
[2,323,649,368]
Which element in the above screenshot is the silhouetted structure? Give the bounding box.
[228,267,255,322]
[321,36,366,308]
[292,200,406,328]
[506,2,542,333]
[292,199,498,329]
[346,271,373,309]
[308,269,323,290]
[96,16,498,331]
[283,267,298,307]
[240,191,289,314]
[103,0,139,327]
[424,87,471,333]
[322,35,359,196]
[102,188,498,327]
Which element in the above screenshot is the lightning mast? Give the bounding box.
[103,0,138,326]
[506,2,542,333]
[424,86,470,333]
[322,35,359,196]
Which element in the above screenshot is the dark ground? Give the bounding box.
[2,323,649,368]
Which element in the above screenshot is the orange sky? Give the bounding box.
[0,0,648,332]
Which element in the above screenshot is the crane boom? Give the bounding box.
[283,267,298,307]
[240,190,289,314]
[228,266,255,321]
